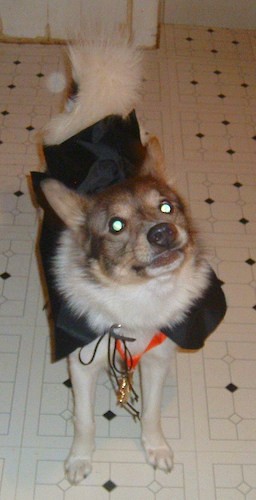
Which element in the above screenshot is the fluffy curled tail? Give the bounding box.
[44,33,143,145]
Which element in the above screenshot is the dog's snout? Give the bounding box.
[147,223,176,248]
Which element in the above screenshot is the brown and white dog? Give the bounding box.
[34,32,226,485]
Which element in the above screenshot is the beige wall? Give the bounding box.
[163,0,256,30]
[0,0,160,47]
[1,0,255,47]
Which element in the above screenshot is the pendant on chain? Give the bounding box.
[116,371,134,406]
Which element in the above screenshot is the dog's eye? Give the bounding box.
[109,217,126,234]
[159,200,173,214]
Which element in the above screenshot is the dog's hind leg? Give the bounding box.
[140,341,174,473]
[65,348,103,485]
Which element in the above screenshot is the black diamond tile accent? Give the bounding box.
[196,132,205,138]
[226,149,235,155]
[1,272,11,280]
[226,383,238,393]
[205,198,215,204]
[190,80,199,85]
[186,37,193,41]
[14,190,24,197]
[8,84,16,89]
[63,379,72,388]
[26,125,35,131]
[36,72,44,78]
[103,410,116,421]
[239,218,249,225]
[218,94,226,99]
[233,181,243,188]
[103,480,117,492]
[241,83,249,88]
[245,258,255,266]
[1,110,9,116]
[222,120,230,125]
[13,60,21,65]
[214,70,222,75]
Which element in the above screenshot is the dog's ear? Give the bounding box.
[41,179,88,228]
[140,137,167,180]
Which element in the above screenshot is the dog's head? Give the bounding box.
[42,138,195,284]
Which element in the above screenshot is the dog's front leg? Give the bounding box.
[65,347,103,484]
[140,342,174,473]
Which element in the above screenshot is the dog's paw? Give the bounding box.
[143,444,174,473]
[65,455,92,485]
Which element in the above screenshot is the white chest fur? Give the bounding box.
[54,232,210,353]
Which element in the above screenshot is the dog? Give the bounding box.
[31,32,226,485]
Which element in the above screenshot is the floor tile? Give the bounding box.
[197,452,256,500]
[0,447,20,500]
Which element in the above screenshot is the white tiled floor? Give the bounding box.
[0,24,256,499]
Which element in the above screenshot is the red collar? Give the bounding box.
[116,331,167,370]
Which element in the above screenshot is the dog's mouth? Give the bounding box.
[132,247,185,277]
[131,223,188,276]
[146,222,187,273]
[149,247,183,268]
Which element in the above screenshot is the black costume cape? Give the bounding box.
[31,111,226,361]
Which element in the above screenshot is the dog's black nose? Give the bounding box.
[147,223,175,248]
